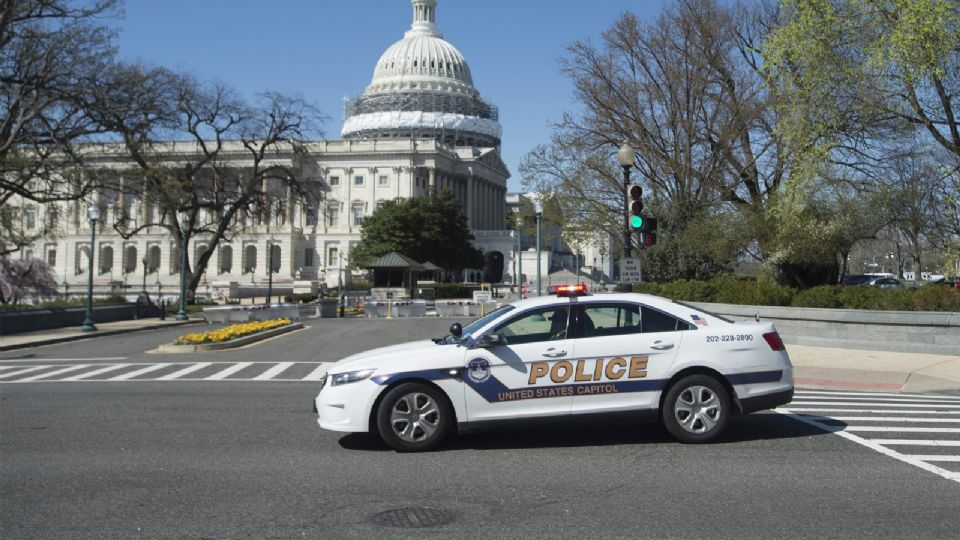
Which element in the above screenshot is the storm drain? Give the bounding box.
[370,508,456,529]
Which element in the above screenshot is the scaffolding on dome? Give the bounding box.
[345,91,498,121]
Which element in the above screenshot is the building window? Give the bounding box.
[304,248,315,267]
[325,204,339,226]
[124,246,138,274]
[328,246,339,266]
[24,249,33,261]
[220,246,233,274]
[329,176,340,186]
[47,248,56,267]
[45,207,59,229]
[354,175,364,186]
[148,245,161,273]
[305,206,319,226]
[25,209,36,229]
[100,245,114,275]
[379,175,389,187]
[352,204,365,226]
[244,245,257,274]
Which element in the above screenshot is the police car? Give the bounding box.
[314,284,794,451]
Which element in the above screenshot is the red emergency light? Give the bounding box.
[549,283,588,297]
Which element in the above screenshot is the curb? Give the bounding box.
[0,320,201,352]
[156,323,304,353]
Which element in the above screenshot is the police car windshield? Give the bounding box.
[460,305,515,341]
[671,300,734,323]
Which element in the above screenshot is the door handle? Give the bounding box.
[542,349,567,358]
[650,341,674,351]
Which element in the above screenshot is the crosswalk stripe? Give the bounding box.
[302,364,330,381]
[795,390,960,401]
[789,402,960,409]
[0,366,52,379]
[842,426,960,433]
[869,440,960,446]
[811,417,960,423]
[63,364,131,381]
[254,362,294,380]
[109,363,171,381]
[784,408,957,414]
[205,362,253,380]
[15,364,91,382]
[157,363,213,381]
[792,396,960,404]
[905,455,960,462]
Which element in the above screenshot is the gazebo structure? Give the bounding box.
[421,261,445,282]
[367,252,426,298]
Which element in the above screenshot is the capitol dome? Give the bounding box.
[341,0,501,147]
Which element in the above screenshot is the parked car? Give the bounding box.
[867,277,902,289]
[839,274,873,287]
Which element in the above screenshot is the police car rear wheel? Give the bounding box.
[376,383,452,452]
[662,375,730,443]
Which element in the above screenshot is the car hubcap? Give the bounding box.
[390,392,440,443]
[674,385,721,434]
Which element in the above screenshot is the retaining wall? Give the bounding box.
[0,303,162,335]
[690,302,960,355]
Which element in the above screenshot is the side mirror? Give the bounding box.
[450,323,463,339]
[474,334,503,349]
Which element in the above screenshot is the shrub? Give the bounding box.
[913,285,960,312]
[432,283,481,299]
[633,283,664,295]
[792,286,842,308]
[658,279,715,302]
[880,288,916,311]
[284,293,318,304]
[838,286,891,310]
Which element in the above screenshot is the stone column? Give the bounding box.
[428,168,436,194]
[465,176,475,228]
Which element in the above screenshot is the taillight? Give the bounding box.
[762,332,785,351]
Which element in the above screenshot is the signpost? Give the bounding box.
[620,257,643,284]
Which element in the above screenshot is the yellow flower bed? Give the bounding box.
[174,318,292,345]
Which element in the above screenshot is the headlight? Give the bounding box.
[329,369,376,387]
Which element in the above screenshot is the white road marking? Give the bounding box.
[792,397,960,405]
[302,364,331,381]
[906,455,960,462]
[109,363,171,381]
[789,401,960,409]
[842,426,960,433]
[63,364,131,381]
[784,408,958,414]
[815,417,960,423]
[795,390,960,401]
[205,362,253,380]
[0,366,52,379]
[15,364,91,382]
[157,363,213,381]
[869,440,960,447]
[0,357,129,363]
[777,411,960,484]
[254,362,294,380]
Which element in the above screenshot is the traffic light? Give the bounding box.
[629,185,644,230]
[640,217,658,246]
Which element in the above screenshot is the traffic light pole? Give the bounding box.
[622,165,632,260]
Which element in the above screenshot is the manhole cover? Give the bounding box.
[370,508,457,528]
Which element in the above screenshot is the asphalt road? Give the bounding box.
[2,319,959,539]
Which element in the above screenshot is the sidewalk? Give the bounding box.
[0,318,199,352]
[787,344,960,393]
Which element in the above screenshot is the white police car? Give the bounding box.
[314,284,794,451]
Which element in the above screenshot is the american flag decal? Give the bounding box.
[691,315,708,326]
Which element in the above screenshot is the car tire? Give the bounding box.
[662,374,730,444]
[376,382,452,452]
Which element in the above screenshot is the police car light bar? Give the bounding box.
[549,283,588,297]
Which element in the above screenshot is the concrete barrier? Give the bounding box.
[435,300,498,318]
[364,300,427,318]
[202,304,301,324]
[689,302,960,355]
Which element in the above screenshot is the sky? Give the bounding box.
[115,0,670,192]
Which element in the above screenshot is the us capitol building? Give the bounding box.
[12,0,519,297]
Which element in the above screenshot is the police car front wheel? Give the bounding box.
[376,383,452,452]
[662,375,730,443]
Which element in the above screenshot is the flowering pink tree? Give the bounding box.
[0,257,59,306]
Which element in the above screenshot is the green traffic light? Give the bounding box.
[630,215,644,229]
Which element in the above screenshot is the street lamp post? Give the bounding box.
[516,217,523,298]
[141,256,149,295]
[534,198,543,297]
[266,240,274,305]
[176,214,189,321]
[338,252,345,318]
[80,204,100,332]
[618,142,635,269]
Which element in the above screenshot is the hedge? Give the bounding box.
[632,275,960,312]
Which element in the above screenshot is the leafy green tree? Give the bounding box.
[350,190,483,272]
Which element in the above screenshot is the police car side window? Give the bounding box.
[494,307,569,345]
[640,305,693,333]
[580,304,642,338]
